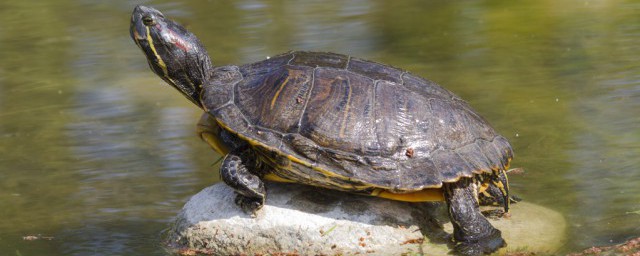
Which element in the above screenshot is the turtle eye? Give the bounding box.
[142,16,155,26]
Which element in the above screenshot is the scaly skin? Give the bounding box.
[220,147,266,216]
[444,178,506,255]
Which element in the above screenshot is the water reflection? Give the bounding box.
[0,1,638,255]
[567,39,640,247]
[67,85,204,217]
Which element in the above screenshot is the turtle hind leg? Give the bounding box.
[444,177,506,256]
[492,168,511,213]
[479,169,520,219]
[479,186,521,220]
[220,147,266,217]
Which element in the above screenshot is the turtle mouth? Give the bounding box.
[130,22,146,43]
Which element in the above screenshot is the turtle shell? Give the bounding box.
[201,51,513,192]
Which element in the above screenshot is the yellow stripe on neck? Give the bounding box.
[145,26,169,77]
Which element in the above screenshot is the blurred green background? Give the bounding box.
[0,0,638,255]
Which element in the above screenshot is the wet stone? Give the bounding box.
[167,182,566,255]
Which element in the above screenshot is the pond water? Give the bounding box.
[0,1,638,255]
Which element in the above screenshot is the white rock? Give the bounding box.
[167,182,566,255]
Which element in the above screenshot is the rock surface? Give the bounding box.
[167,182,566,255]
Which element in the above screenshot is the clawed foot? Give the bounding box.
[234,194,264,217]
[479,194,521,206]
[454,229,505,256]
[481,209,511,220]
[220,148,267,218]
[509,195,522,203]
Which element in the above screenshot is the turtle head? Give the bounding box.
[130,5,212,107]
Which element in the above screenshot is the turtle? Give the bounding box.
[130,5,515,255]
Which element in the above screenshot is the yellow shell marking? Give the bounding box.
[371,188,445,202]
[270,76,290,110]
[197,115,231,155]
[339,80,352,138]
[263,173,295,183]
[199,132,230,155]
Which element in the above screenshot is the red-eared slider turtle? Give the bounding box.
[131,6,514,255]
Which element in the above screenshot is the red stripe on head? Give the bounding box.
[168,29,191,52]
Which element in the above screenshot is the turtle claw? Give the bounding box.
[482,209,508,220]
[454,230,505,256]
[234,194,263,217]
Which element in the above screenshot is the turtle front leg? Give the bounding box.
[444,177,506,256]
[220,147,266,217]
